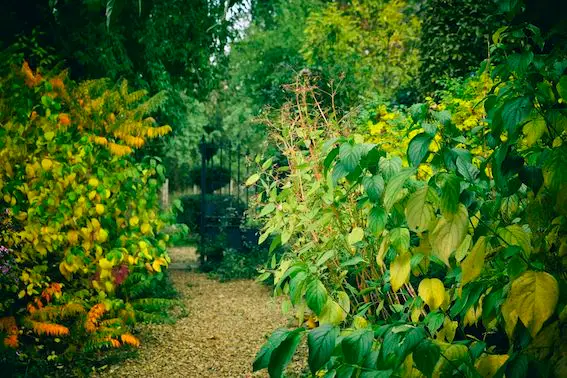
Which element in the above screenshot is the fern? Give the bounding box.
[28,303,85,322]
[29,320,70,336]
[133,310,173,324]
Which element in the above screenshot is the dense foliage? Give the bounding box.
[0,61,182,375]
[251,6,567,378]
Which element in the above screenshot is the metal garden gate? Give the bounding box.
[198,137,255,256]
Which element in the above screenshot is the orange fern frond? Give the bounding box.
[31,321,70,336]
[120,333,140,348]
[107,337,121,348]
[1,316,19,348]
[85,303,106,332]
[3,334,19,348]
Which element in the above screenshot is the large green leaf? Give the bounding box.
[405,186,435,232]
[363,174,385,202]
[501,96,532,136]
[289,271,308,305]
[341,328,374,364]
[253,328,293,371]
[429,204,469,266]
[407,133,433,167]
[507,51,533,75]
[413,339,440,378]
[307,325,339,373]
[368,206,387,235]
[383,169,414,211]
[437,173,461,215]
[306,279,328,315]
[339,143,362,172]
[390,227,410,253]
[460,236,487,285]
[268,328,304,378]
[379,157,402,180]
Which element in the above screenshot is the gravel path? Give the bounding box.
[102,247,306,378]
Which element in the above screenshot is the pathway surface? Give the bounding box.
[103,247,305,378]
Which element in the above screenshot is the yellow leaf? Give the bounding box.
[461,236,487,285]
[67,230,79,245]
[99,258,114,270]
[41,158,53,171]
[523,115,547,146]
[88,178,99,188]
[129,216,139,227]
[429,204,469,266]
[141,223,152,235]
[475,354,509,377]
[502,271,559,338]
[390,250,411,292]
[96,229,108,243]
[455,234,472,262]
[318,299,347,325]
[418,278,445,311]
[497,225,531,255]
[435,318,459,343]
[405,186,436,232]
[95,204,105,215]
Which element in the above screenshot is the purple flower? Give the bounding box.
[0,264,9,274]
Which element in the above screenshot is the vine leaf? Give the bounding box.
[389,250,411,292]
[501,271,559,338]
[405,186,435,232]
[307,325,339,374]
[460,236,487,285]
[418,278,445,311]
[429,204,469,266]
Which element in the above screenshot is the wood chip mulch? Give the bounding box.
[100,247,307,378]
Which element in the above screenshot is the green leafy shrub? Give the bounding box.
[0,59,184,375]
[250,15,567,377]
